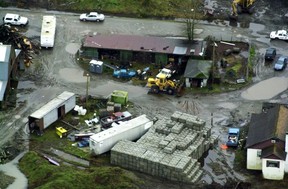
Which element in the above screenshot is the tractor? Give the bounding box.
[147,74,183,96]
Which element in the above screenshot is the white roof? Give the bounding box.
[41,15,56,37]
[90,115,151,142]
[89,59,103,65]
[29,91,75,119]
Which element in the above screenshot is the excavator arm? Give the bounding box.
[230,0,256,19]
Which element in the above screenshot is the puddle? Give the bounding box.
[59,68,87,83]
[65,43,81,55]
[241,77,288,100]
[0,151,28,189]
[216,102,238,110]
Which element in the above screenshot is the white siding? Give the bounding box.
[247,148,262,170]
[285,134,288,153]
[29,91,75,130]
[285,155,288,173]
[43,108,58,129]
[262,158,285,180]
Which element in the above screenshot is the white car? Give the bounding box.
[79,12,105,22]
[270,30,288,40]
[3,13,29,26]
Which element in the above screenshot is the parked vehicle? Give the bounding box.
[270,30,288,40]
[226,128,240,147]
[274,56,287,71]
[147,74,183,96]
[40,15,56,48]
[79,12,105,22]
[113,69,136,79]
[264,47,276,60]
[100,111,132,129]
[3,13,28,26]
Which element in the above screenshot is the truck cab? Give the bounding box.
[226,128,240,147]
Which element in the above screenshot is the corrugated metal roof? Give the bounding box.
[0,80,8,101]
[246,104,288,148]
[82,34,203,56]
[184,59,212,78]
[29,91,75,119]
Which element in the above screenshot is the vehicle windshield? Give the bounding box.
[266,49,274,54]
[277,59,285,65]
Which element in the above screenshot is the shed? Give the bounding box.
[89,114,153,155]
[28,91,76,134]
[81,33,205,66]
[183,59,212,88]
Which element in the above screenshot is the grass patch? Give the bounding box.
[19,151,141,189]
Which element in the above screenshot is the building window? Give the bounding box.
[257,150,261,157]
[266,160,280,168]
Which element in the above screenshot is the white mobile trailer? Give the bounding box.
[89,114,153,155]
[28,91,76,132]
[40,15,56,48]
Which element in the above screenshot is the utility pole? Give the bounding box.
[86,73,90,108]
[210,38,217,90]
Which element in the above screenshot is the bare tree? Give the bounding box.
[182,0,201,41]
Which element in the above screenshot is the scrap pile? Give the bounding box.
[0,24,40,67]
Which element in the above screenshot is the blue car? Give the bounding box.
[77,138,89,148]
[274,56,288,71]
[113,69,136,79]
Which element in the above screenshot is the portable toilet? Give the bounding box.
[110,90,128,105]
[89,60,103,74]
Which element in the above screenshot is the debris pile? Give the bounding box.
[0,24,40,67]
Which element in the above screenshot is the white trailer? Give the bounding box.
[89,114,153,155]
[40,15,56,48]
[28,91,76,133]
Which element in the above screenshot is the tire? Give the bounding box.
[150,86,160,94]
[167,88,174,95]
[82,18,86,21]
[96,19,100,22]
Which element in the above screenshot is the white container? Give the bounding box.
[28,91,76,132]
[89,114,153,155]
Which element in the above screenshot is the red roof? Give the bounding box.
[82,33,203,56]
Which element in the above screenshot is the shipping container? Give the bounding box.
[89,114,153,155]
[28,91,76,134]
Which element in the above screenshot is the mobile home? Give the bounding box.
[40,15,56,48]
[90,114,153,155]
[28,91,76,134]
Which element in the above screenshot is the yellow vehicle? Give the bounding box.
[231,0,256,19]
[147,74,182,95]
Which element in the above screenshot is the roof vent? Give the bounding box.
[163,46,169,50]
[140,47,144,50]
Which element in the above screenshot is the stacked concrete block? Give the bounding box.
[110,111,214,184]
[171,122,184,134]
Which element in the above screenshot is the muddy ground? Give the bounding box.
[1,0,288,188]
